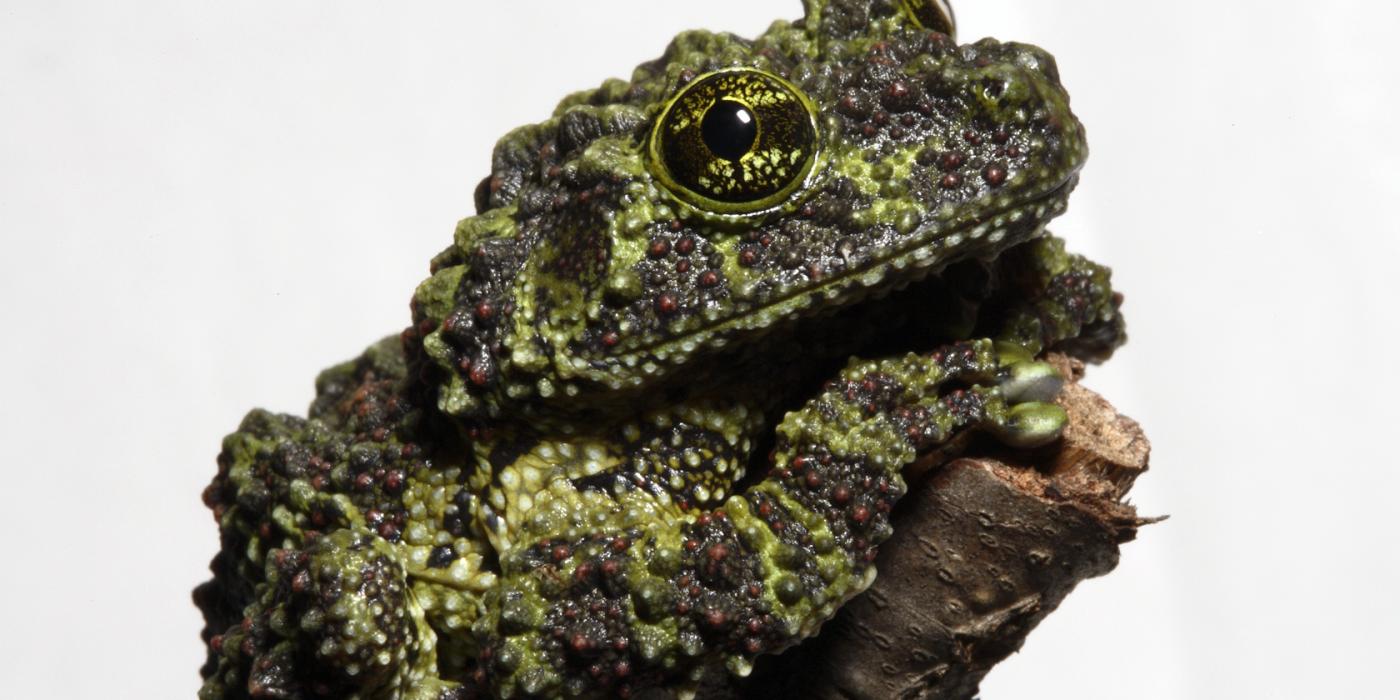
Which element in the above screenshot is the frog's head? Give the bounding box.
[410,0,1086,419]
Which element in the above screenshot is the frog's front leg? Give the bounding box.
[469,340,1063,698]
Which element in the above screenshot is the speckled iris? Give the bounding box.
[649,68,820,215]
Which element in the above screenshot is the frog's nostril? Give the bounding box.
[981,78,1007,101]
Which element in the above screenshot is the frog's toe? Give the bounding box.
[999,354,1065,403]
[989,400,1069,448]
[988,343,1067,448]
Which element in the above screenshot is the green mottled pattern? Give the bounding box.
[411,5,1085,419]
[196,2,1127,698]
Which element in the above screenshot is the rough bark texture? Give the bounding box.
[689,355,1153,699]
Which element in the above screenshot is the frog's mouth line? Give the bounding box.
[606,175,1078,370]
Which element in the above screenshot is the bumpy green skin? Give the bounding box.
[196,1,1127,698]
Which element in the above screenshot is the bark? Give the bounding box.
[694,355,1154,699]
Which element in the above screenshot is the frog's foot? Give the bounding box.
[991,233,1127,361]
[985,340,1070,448]
[468,339,1063,698]
[198,529,462,700]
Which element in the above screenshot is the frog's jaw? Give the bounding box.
[570,175,1077,392]
[412,173,1073,420]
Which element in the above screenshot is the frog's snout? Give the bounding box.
[1006,41,1061,87]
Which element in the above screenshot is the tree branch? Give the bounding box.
[688,355,1153,700]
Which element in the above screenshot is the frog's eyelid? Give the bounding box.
[898,0,957,39]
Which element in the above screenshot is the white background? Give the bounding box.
[3,1,1398,697]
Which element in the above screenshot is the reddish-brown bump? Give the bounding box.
[469,364,491,386]
[707,543,730,561]
[704,608,728,629]
[983,162,1008,187]
[384,470,404,492]
[573,561,595,583]
[655,294,679,315]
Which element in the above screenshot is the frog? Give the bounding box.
[194,1,1126,698]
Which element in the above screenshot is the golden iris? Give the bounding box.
[648,68,819,216]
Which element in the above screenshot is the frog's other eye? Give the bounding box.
[898,0,957,38]
[648,68,819,216]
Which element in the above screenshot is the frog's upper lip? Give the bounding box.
[594,174,1079,373]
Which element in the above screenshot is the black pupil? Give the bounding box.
[701,100,758,162]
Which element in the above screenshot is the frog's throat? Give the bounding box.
[587,175,1078,377]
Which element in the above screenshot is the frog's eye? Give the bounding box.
[648,68,819,216]
[898,0,957,38]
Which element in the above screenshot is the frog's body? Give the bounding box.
[196,2,1125,698]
